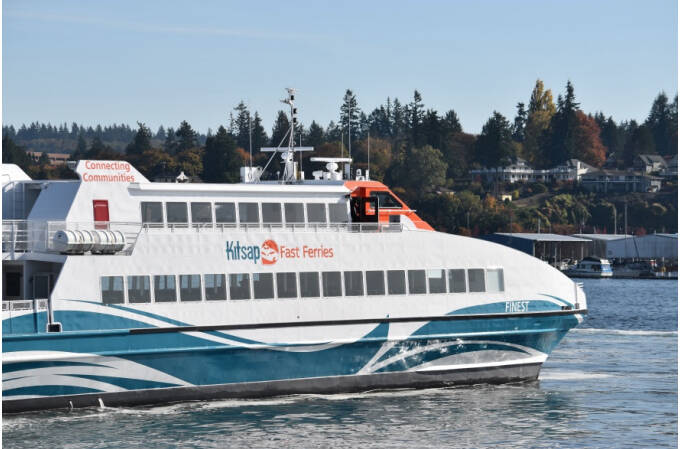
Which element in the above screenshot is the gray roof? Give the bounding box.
[494,233,591,242]
[573,233,633,241]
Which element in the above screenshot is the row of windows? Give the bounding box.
[101,268,504,304]
[141,201,350,227]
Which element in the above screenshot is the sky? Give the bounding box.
[2,0,678,135]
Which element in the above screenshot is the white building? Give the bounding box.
[470,159,595,184]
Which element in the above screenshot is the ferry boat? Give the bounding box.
[2,91,587,412]
[563,256,613,278]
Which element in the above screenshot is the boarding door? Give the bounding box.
[93,200,110,230]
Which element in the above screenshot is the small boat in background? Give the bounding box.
[563,257,613,278]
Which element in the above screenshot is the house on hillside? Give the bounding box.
[661,155,677,179]
[580,169,662,193]
[470,158,595,184]
[634,154,667,173]
[26,152,70,166]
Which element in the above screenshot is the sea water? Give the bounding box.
[3,279,677,448]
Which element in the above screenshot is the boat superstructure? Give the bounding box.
[2,92,587,412]
[564,257,613,278]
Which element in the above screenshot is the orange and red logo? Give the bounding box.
[261,240,279,265]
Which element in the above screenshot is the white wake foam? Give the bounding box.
[539,370,613,381]
[574,328,677,337]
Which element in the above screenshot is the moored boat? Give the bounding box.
[563,256,613,278]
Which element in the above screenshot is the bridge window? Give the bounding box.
[154,275,177,302]
[141,202,163,226]
[229,273,251,300]
[299,272,320,298]
[344,271,364,296]
[215,202,236,224]
[468,269,485,293]
[322,271,342,297]
[277,272,298,298]
[486,269,504,292]
[205,274,226,300]
[127,275,151,303]
[191,202,212,224]
[253,273,275,299]
[101,276,124,304]
[387,270,406,295]
[427,269,446,294]
[179,274,202,301]
[262,202,282,224]
[307,203,327,224]
[329,203,349,223]
[371,191,402,209]
[166,202,188,226]
[408,270,426,294]
[239,202,259,224]
[365,271,385,295]
[285,203,305,224]
[448,269,466,293]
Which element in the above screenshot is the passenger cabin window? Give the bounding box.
[277,272,297,299]
[427,269,446,294]
[486,269,504,292]
[154,275,177,302]
[307,203,327,224]
[285,203,305,224]
[179,274,202,301]
[204,274,226,300]
[101,276,124,304]
[329,203,349,223]
[166,202,188,226]
[141,202,163,226]
[468,269,485,293]
[365,271,385,295]
[299,272,320,298]
[127,275,151,303]
[229,273,251,300]
[253,273,275,299]
[371,191,402,208]
[322,271,342,297]
[344,271,364,296]
[215,202,236,225]
[191,202,213,225]
[387,270,406,295]
[262,203,282,224]
[239,203,259,225]
[448,269,466,293]
[408,270,426,294]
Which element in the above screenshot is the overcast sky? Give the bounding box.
[3,0,677,135]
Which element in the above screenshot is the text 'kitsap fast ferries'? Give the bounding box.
[1,93,586,413]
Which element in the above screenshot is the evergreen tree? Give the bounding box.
[203,126,241,183]
[524,80,556,165]
[164,127,177,154]
[126,122,153,156]
[543,81,580,166]
[175,121,198,152]
[233,101,251,150]
[2,135,33,168]
[306,121,325,148]
[155,126,166,140]
[512,102,527,142]
[251,112,268,153]
[270,111,290,147]
[408,90,425,147]
[475,111,515,168]
[442,110,462,135]
[645,92,675,155]
[422,109,442,149]
[391,98,406,140]
[339,89,360,147]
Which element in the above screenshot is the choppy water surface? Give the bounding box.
[3,279,677,448]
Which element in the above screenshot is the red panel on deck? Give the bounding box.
[93,200,109,229]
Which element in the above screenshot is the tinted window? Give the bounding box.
[299,272,320,298]
[322,271,342,297]
[215,202,236,223]
[166,202,188,224]
[239,202,259,224]
[262,203,282,224]
[307,203,327,224]
[371,191,402,208]
[179,274,202,301]
[229,273,251,300]
[141,202,162,225]
[344,271,364,296]
[277,272,297,298]
[253,273,274,299]
[101,276,124,304]
[427,269,446,294]
[329,203,348,223]
[486,268,504,292]
[366,271,385,295]
[468,269,485,293]
[448,269,466,293]
[154,275,177,302]
[387,270,406,295]
[127,276,151,303]
[285,203,305,223]
[191,202,212,223]
[408,270,426,294]
[204,274,226,300]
